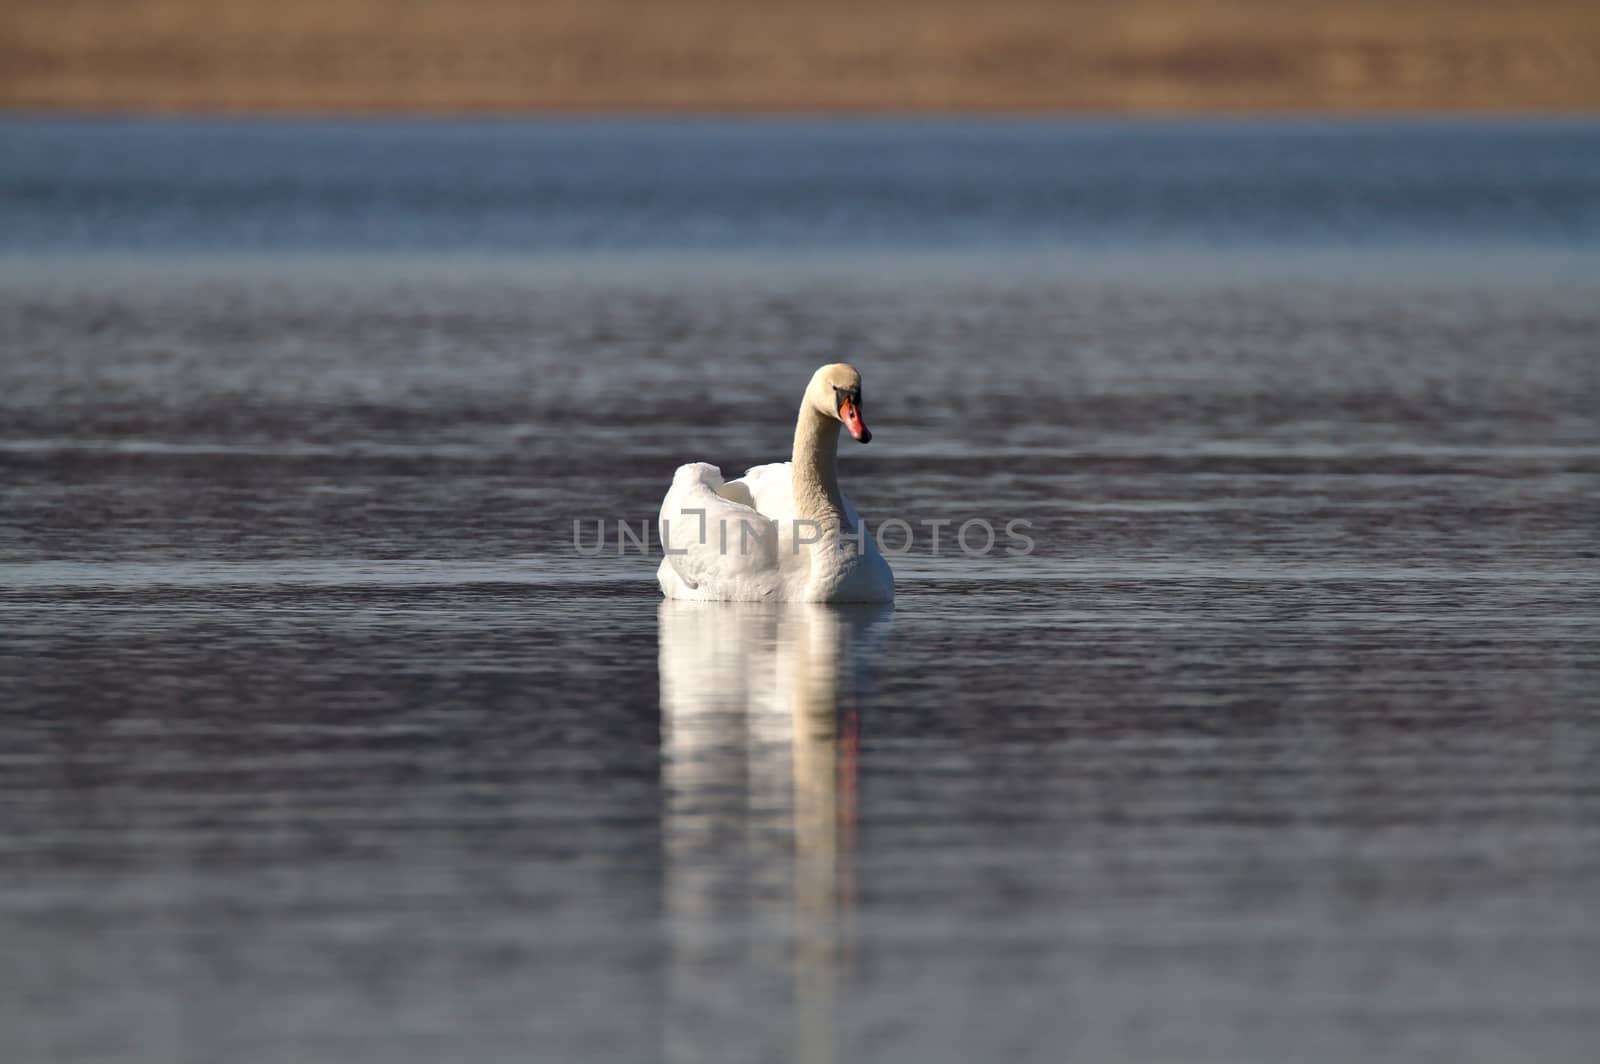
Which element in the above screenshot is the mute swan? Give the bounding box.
[656,364,895,603]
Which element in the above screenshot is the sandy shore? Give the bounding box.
[3,0,1599,114]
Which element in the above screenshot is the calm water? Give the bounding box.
[2,120,1598,1063]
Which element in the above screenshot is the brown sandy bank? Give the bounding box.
[3,0,1599,114]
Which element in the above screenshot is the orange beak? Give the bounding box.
[839,399,871,443]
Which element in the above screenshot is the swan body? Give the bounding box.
[656,364,894,604]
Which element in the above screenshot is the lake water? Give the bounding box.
[1,120,1598,1063]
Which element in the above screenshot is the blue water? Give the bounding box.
[2,120,1598,1063]
[4,118,1600,253]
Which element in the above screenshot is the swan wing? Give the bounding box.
[658,462,783,598]
[733,462,798,525]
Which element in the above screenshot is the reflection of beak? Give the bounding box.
[839,400,871,443]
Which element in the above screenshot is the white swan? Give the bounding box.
[656,363,895,603]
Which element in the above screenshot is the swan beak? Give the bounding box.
[840,399,872,443]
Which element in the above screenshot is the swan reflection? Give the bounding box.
[660,600,892,1064]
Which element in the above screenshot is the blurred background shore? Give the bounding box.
[4,0,1598,115]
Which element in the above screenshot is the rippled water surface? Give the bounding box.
[2,121,1599,1062]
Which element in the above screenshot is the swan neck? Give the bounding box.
[792,405,845,527]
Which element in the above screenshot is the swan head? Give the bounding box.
[807,363,872,444]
